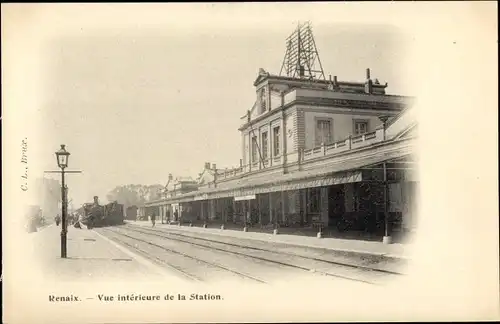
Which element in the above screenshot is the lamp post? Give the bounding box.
[55,144,70,258]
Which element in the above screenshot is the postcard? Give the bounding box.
[2,2,498,323]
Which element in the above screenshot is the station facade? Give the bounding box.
[141,68,418,242]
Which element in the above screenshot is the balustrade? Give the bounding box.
[301,130,382,162]
[214,129,385,181]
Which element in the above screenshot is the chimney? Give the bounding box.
[327,75,333,90]
[93,196,99,205]
[239,159,243,167]
[212,163,217,170]
[365,78,373,94]
[366,68,371,80]
[204,162,210,169]
[168,173,173,181]
[333,76,338,85]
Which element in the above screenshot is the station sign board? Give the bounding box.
[234,194,256,201]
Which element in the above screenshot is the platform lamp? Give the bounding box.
[55,144,70,258]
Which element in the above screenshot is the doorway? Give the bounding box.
[328,185,345,227]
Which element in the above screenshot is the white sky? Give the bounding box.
[9,4,421,207]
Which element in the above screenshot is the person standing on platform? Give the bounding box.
[151,212,156,227]
[87,213,95,229]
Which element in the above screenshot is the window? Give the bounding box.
[251,136,258,163]
[315,119,332,146]
[354,121,368,135]
[259,88,267,113]
[261,132,268,160]
[273,126,281,156]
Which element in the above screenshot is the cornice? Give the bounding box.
[239,96,406,131]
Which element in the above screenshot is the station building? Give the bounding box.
[140,67,418,243]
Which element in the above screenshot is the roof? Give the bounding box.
[146,145,413,206]
[207,149,411,192]
[253,71,386,87]
[253,71,388,90]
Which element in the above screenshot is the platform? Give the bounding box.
[24,223,175,282]
[127,221,411,260]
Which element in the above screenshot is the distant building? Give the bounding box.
[140,175,198,222]
[34,177,61,221]
[126,205,139,220]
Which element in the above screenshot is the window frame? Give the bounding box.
[258,87,267,114]
[314,117,334,147]
[251,136,258,163]
[272,126,281,156]
[261,131,268,160]
[353,119,370,136]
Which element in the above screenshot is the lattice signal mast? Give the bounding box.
[279,21,326,81]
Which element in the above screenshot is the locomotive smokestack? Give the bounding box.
[93,196,99,205]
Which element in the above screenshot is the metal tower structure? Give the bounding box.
[279,21,326,81]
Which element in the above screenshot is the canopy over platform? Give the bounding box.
[145,148,415,207]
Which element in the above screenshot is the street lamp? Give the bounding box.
[55,144,70,258]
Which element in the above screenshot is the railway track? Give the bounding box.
[99,228,201,282]
[113,224,401,285]
[100,227,268,284]
[128,223,404,276]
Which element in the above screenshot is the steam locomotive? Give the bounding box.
[78,196,124,228]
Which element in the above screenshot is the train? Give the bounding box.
[78,196,124,228]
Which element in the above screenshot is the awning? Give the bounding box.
[146,146,413,206]
[204,170,362,200]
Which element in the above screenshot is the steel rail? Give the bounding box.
[127,224,404,276]
[100,228,201,282]
[122,225,389,285]
[101,227,268,284]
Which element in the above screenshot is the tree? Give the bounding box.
[106,184,163,208]
[34,177,61,219]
